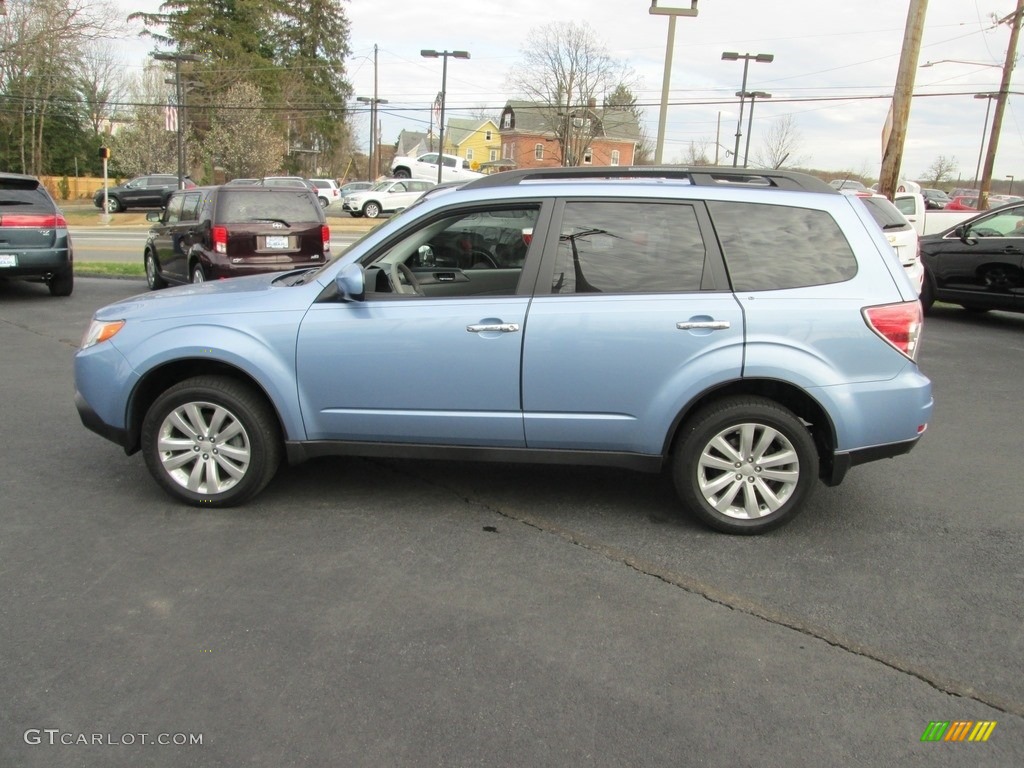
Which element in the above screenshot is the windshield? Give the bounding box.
[371,181,393,192]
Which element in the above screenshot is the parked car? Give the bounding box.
[341,179,434,218]
[93,174,195,213]
[338,181,373,197]
[893,192,977,236]
[75,166,931,534]
[921,188,951,209]
[919,202,1024,316]
[309,178,342,208]
[945,195,978,211]
[828,179,867,191]
[141,184,329,287]
[0,172,73,296]
[224,178,259,186]
[391,152,483,184]
[849,192,923,293]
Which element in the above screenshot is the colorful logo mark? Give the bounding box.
[921,721,997,742]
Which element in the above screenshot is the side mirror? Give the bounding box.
[955,225,975,244]
[335,262,365,301]
[417,244,435,267]
[146,211,162,222]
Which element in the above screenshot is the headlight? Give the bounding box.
[80,319,125,349]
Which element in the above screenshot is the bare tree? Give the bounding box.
[109,63,178,176]
[678,138,713,166]
[0,0,122,173]
[78,39,126,136]
[506,21,635,166]
[753,114,806,170]
[199,81,285,179]
[922,155,957,187]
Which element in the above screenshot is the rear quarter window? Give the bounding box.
[707,200,857,291]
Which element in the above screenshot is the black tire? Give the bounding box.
[348,211,364,218]
[106,196,122,214]
[363,201,381,219]
[191,262,206,284]
[672,396,818,534]
[47,267,73,297]
[318,196,329,208]
[919,271,934,313]
[145,251,167,290]
[393,168,411,179]
[141,376,281,507]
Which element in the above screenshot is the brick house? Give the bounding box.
[495,99,640,170]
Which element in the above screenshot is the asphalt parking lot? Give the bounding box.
[1,276,1021,767]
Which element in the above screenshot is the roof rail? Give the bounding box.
[462,166,837,194]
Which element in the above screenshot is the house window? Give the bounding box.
[485,130,492,141]
[610,149,620,166]
[583,149,593,165]
[489,149,497,162]
[534,144,544,160]
[502,112,512,129]
[466,148,474,161]
[502,142,509,160]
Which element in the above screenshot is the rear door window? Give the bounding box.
[547,200,713,294]
[707,200,857,291]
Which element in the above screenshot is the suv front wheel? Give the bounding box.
[363,201,382,218]
[672,396,818,534]
[141,376,281,507]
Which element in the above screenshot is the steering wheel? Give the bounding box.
[389,261,422,295]
[468,250,498,269]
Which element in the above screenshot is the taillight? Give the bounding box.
[0,213,67,228]
[212,225,228,254]
[322,225,330,252]
[862,301,922,360]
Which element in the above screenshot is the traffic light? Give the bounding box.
[98,146,110,160]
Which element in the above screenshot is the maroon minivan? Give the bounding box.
[143,185,330,288]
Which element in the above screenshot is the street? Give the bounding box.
[0,276,1021,767]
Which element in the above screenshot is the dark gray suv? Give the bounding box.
[0,172,73,296]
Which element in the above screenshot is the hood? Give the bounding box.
[93,270,316,321]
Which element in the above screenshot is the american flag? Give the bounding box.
[165,104,178,132]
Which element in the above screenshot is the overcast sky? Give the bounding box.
[118,1,1024,184]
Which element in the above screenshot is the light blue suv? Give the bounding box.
[75,168,932,533]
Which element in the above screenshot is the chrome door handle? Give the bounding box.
[677,321,731,330]
[467,323,520,333]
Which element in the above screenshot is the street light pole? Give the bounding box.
[649,1,699,164]
[739,91,771,167]
[421,49,470,184]
[152,51,200,190]
[357,95,389,180]
[1007,174,1016,195]
[722,52,774,167]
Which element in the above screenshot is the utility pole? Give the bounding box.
[977,0,1024,211]
[878,0,928,201]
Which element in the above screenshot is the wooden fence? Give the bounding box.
[37,175,123,201]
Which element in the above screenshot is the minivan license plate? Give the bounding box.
[265,235,288,249]
[0,254,17,267]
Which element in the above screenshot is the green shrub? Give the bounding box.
[57,176,71,200]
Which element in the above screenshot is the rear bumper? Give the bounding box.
[0,247,72,279]
[825,434,922,486]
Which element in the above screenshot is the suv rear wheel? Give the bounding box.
[141,376,281,507]
[191,263,206,283]
[47,267,73,297]
[672,397,818,534]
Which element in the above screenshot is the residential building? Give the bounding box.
[442,118,501,172]
[496,99,640,171]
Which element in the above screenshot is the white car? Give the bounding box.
[852,192,923,294]
[309,178,342,208]
[341,179,435,219]
[391,152,483,184]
